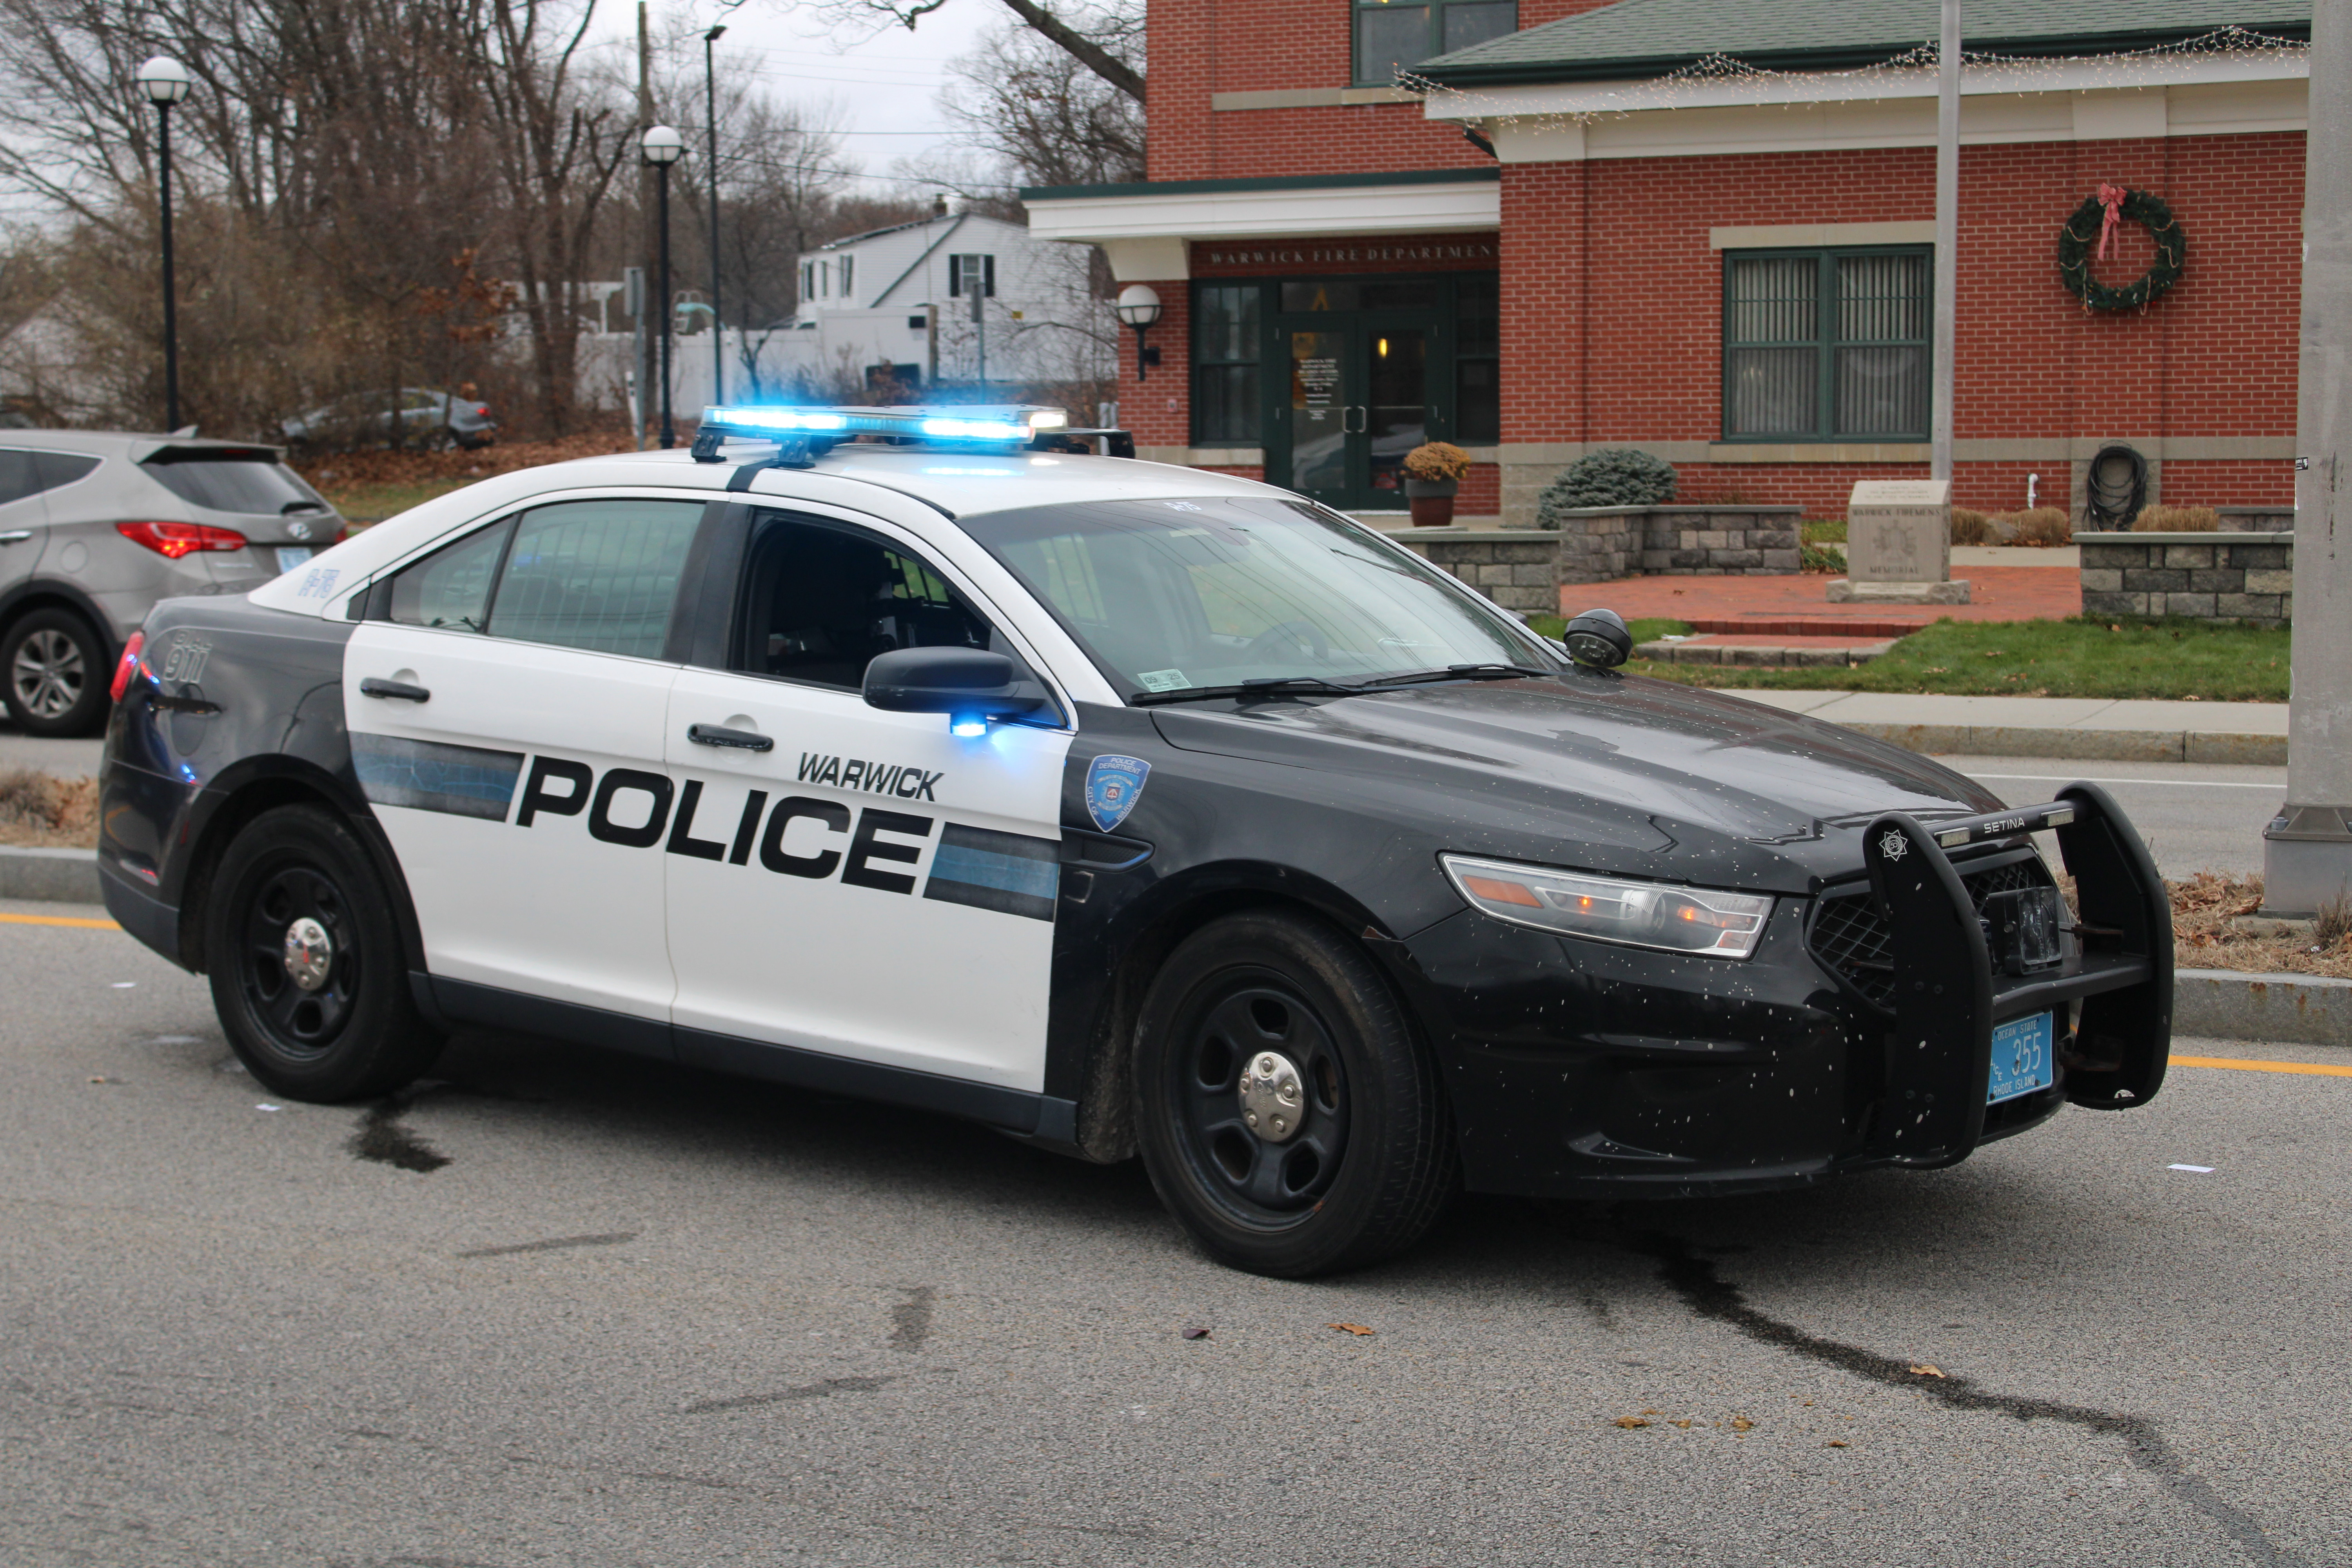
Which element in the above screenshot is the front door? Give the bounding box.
[662,505,1073,1094]
[1280,313,1436,511]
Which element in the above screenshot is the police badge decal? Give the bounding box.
[1085,754,1152,832]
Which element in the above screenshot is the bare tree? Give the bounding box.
[801,0,1143,103]
[935,1,1142,189]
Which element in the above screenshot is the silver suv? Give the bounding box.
[0,432,345,735]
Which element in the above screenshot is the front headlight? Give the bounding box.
[1440,854,1775,960]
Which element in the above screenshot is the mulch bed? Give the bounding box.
[0,769,98,849]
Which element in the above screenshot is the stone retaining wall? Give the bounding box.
[1546,505,1807,583]
[2077,531,2292,625]
[1389,531,1561,613]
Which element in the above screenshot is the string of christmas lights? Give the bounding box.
[1399,24,2307,132]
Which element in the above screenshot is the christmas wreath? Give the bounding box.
[2058,184,2185,312]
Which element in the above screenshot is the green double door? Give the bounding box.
[1279,311,1439,512]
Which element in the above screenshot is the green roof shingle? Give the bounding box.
[1411,0,2310,87]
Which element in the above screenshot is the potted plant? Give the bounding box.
[1401,441,1472,527]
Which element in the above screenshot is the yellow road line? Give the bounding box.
[0,912,120,930]
[2174,1054,2352,1079]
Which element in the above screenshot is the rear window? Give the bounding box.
[143,449,328,516]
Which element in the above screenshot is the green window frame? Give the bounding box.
[1722,246,1932,443]
[1354,0,1517,87]
[1191,282,1265,447]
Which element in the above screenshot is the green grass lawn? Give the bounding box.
[319,476,482,524]
[1523,615,2290,702]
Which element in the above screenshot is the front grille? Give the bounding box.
[1808,851,2057,1007]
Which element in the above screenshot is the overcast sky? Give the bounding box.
[588,0,1005,196]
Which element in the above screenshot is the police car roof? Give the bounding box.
[252,442,1285,617]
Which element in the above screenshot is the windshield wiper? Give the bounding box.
[1363,663,1553,688]
[1130,675,1363,706]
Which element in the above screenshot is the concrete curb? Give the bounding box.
[2172,968,2352,1047]
[0,845,102,904]
[1838,722,2286,765]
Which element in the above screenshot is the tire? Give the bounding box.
[205,804,443,1101]
[1132,910,1455,1277]
[3,607,109,737]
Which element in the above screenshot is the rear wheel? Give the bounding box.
[205,804,443,1101]
[1133,910,1455,1277]
[3,608,109,737]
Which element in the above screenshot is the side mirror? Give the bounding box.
[863,646,1049,729]
[1563,607,1633,670]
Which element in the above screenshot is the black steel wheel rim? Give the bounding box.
[1169,971,1350,1223]
[238,862,358,1058]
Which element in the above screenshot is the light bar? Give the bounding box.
[696,404,1070,447]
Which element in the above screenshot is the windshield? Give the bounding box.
[143,450,329,516]
[956,495,1559,698]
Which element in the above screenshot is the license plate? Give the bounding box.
[1988,1012,2056,1104]
[275,546,314,574]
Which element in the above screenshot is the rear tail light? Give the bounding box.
[110,631,144,702]
[116,520,249,559]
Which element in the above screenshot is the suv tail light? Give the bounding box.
[110,631,144,702]
[116,520,249,559]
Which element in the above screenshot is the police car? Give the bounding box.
[95,405,2174,1277]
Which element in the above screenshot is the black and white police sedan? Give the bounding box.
[96,405,2174,1277]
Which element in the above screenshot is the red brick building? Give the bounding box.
[1025,2,2310,527]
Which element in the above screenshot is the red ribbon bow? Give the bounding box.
[2094,183,2129,262]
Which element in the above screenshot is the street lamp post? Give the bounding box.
[136,56,191,432]
[642,124,685,449]
[703,24,726,407]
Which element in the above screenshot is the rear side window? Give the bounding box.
[486,499,705,657]
[0,449,100,506]
[386,520,511,633]
[143,450,328,515]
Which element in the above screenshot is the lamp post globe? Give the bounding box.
[1115,284,1163,382]
[136,55,191,105]
[642,125,685,447]
[135,56,191,432]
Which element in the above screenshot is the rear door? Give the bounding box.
[662,504,1074,1093]
[343,495,709,1030]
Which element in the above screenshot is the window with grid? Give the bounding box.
[1192,283,1261,446]
[1355,0,1516,86]
[1723,249,1931,441]
[948,254,996,298]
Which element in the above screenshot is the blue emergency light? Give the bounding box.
[696,403,1067,446]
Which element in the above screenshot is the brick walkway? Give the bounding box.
[1564,566,2081,630]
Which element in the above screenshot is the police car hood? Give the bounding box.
[1151,672,2005,857]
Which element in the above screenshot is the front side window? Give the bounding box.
[1192,283,1261,446]
[958,495,1555,699]
[1355,0,1515,85]
[733,511,996,691]
[1724,248,1931,441]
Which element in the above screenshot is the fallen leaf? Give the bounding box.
[1181,1327,1210,1341]
[1908,1365,1946,1379]
[1730,1417,1754,1432]
[1614,1417,1650,1429]
[1826,1439,1848,1448]
[1327,1323,1374,1337]
[1641,1408,1660,1416]
[1672,1419,1693,1429]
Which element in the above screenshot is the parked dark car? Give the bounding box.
[280,388,497,452]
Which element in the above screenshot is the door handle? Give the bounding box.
[688,722,774,752]
[359,677,430,702]
[0,531,31,544]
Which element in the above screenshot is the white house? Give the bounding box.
[792,210,1111,392]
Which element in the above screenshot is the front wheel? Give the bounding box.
[205,804,443,1101]
[1132,910,1455,1277]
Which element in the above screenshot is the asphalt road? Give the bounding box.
[2,902,2346,1568]
[1936,756,2284,880]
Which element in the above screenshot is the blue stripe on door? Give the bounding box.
[922,822,1058,922]
[352,733,525,820]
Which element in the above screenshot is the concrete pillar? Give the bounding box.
[2264,0,2352,915]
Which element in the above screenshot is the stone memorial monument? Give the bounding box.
[1827,479,1971,604]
